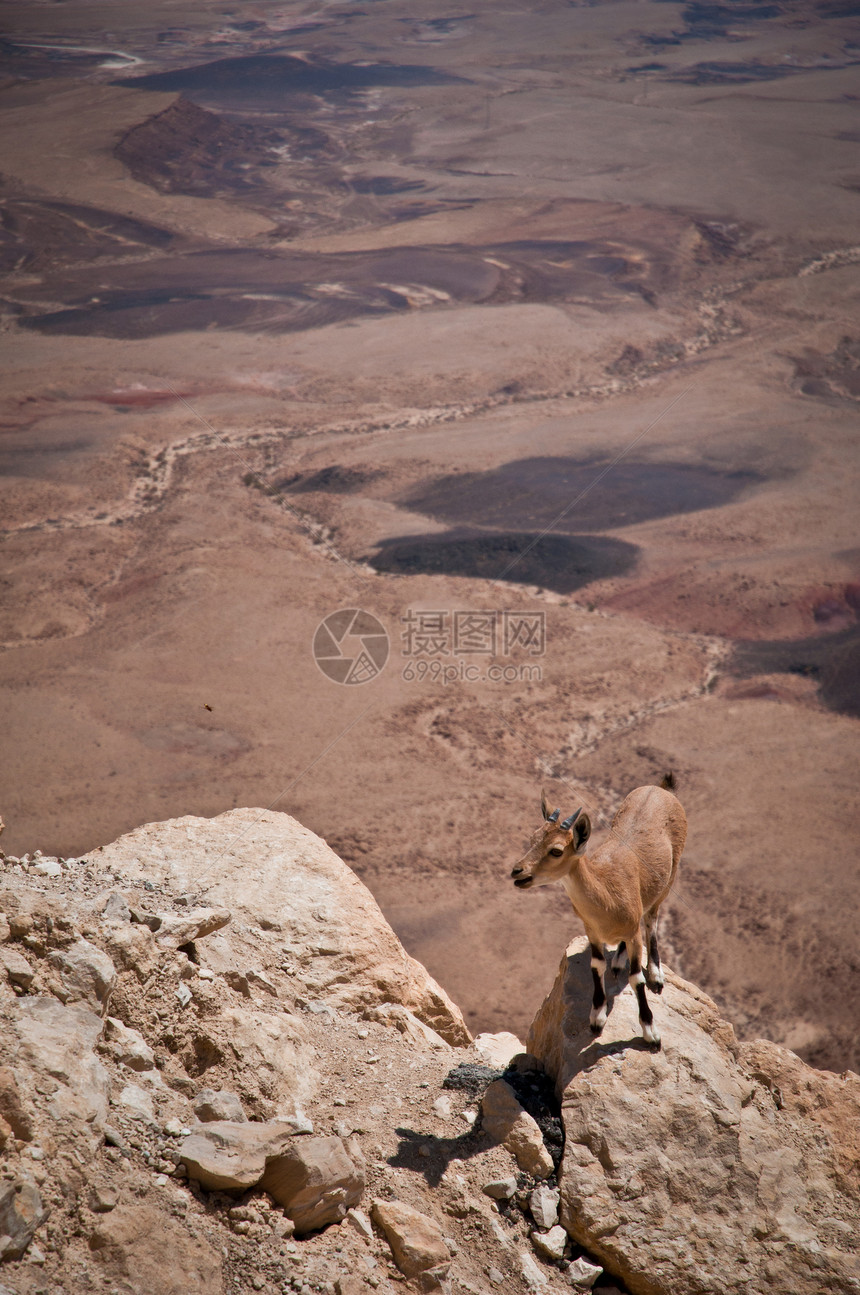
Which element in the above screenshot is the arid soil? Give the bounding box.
[1,0,858,1072]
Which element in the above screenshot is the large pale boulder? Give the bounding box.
[94,809,469,1045]
[528,938,860,1295]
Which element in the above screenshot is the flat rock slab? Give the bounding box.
[179,1119,302,1191]
[528,937,860,1295]
[152,907,231,951]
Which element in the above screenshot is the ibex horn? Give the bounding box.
[548,808,560,823]
[560,807,582,831]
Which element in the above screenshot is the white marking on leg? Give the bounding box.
[630,970,646,986]
[590,1004,608,1029]
[649,965,664,987]
[642,1022,660,1046]
[591,956,606,972]
[611,946,627,971]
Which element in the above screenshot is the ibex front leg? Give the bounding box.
[589,942,608,1034]
[628,933,660,1048]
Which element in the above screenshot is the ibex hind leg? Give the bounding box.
[628,935,660,1049]
[589,942,608,1034]
[643,911,664,994]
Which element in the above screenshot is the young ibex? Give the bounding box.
[510,776,686,1047]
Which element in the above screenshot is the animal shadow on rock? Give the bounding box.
[390,1062,563,1187]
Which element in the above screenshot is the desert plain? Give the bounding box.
[0,0,858,1071]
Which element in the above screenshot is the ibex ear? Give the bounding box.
[573,813,591,851]
[541,789,551,821]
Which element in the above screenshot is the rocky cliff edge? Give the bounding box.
[0,811,858,1295]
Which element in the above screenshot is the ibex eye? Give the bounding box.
[548,846,564,858]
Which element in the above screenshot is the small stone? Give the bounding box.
[261,1136,365,1234]
[32,859,62,879]
[481,1080,553,1178]
[251,1276,265,1291]
[529,1184,560,1230]
[0,946,35,990]
[164,1118,183,1136]
[432,1096,452,1120]
[473,1031,526,1068]
[483,1178,517,1200]
[246,968,278,997]
[271,1214,295,1239]
[181,1120,300,1192]
[153,907,231,951]
[224,970,251,997]
[0,1178,48,1260]
[371,1199,450,1280]
[344,1207,374,1242]
[531,1225,568,1261]
[520,1250,549,1291]
[101,891,131,922]
[175,983,192,1008]
[488,1269,505,1285]
[0,1069,32,1141]
[103,1125,131,1155]
[103,1017,155,1071]
[47,939,116,1012]
[566,1257,603,1290]
[197,967,216,981]
[193,1089,246,1123]
[117,1083,156,1123]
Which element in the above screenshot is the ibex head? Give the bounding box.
[510,792,591,889]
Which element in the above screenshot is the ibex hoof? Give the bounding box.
[641,1024,661,1049]
[647,979,664,995]
[589,1021,605,1036]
